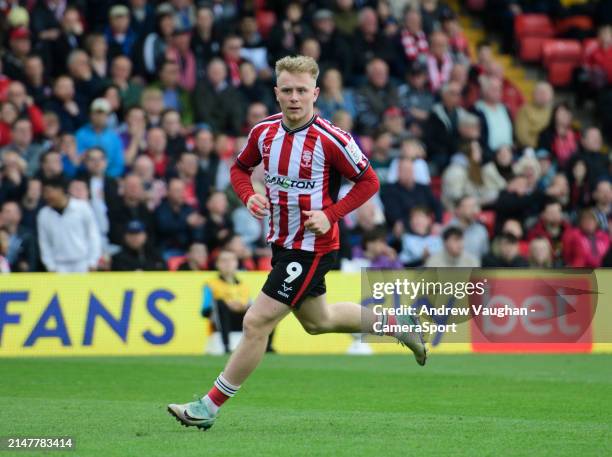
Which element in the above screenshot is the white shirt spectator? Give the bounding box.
[37,198,102,272]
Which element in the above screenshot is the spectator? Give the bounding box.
[177,242,209,271]
[6,81,45,136]
[155,177,205,256]
[132,154,167,211]
[1,118,45,177]
[111,219,165,271]
[334,0,359,36]
[191,5,221,79]
[311,9,352,82]
[85,33,109,80]
[267,2,309,64]
[204,191,233,251]
[441,10,469,60]
[442,137,493,210]
[238,16,270,79]
[426,31,454,93]
[46,75,87,133]
[397,61,434,134]
[201,249,250,354]
[238,62,275,114]
[380,154,442,235]
[527,199,570,265]
[351,8,399,78]
[567,159,592,209]
[582,25,612,88]
[105,5,138,60]
[144,127,169,178]
[110,56,143,111]
[355,58,398,135]
[568,127,609,189]
[482,145,514,201]
[141,87,165,127]
[242,102,269,135]
[37,176,102,272]
[537,103,579,169]
[47,7,84,77]
[447,195,489,259]
[194,58,244,135]
[515,82,554,149]
[36,150,64,180]
[138,3,176,78]
[426,81,466,173]
[130,0,156,39]
[528,237,553,268]
[399,207,443,266]
[108,174,155,246]
[592,179,611,231]
[482,232,529,267]
[193,128,230,191]
[0,229,11,273]
[562,208,610,268]
[173,151,208,209]
[67,50,105,108]
[75,98,124,178]
[3,27,32,81]
[0,151,27,204]
[160,109,187,159]
[425,226,480,267]
[151,60,193,125]
[23,55,51,109]
[19,178,42,233]
[344,226,402,271]
[387,138,431,186]
[120,107,147,167]
[0,102,18,147]
[0,201,37,271]
[316,68,357,121]
[494,175,542,234]
[400,7,429,63]
[473,75,513,157]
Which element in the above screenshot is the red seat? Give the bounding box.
[256,10,276,40]
[477,210,496,239]
[518,240,530,258]
[466,0,486,12]
[554,15,593,36]
[514,14,555,62]
[430,176,442,200]
[583,38,599,60]
[167,256,186,271]
[542,39,582,87]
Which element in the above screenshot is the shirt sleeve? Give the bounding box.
[326,130,370,180]
[235,126,262,170]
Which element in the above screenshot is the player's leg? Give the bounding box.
[293,294,376,334]
[167,291,290,430]
[294,293,427,366]
[222,292,290,385]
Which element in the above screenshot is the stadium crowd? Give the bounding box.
[0,0,610,274]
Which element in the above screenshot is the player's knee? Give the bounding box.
[242,310,273,340]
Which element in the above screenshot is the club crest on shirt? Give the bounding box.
[301,150,313,167]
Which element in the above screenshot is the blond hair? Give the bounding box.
[275,55,319,81]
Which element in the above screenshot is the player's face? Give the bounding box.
[275,71,319,128]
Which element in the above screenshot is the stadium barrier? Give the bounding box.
[0,270,610,356]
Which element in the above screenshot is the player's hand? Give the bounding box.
[302,210,331,235]
[247,194,270,219]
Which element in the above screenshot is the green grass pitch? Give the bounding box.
[1,354,611,457]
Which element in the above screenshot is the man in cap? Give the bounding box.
[75,98,125,177]
[111,219,166,271]
[2,27,31,80]
[106,4,137,59]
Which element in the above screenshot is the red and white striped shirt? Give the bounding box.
[234,113,370,253]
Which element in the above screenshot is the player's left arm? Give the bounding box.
[304,136,379,235]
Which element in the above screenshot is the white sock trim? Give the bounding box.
[214,372,240,397]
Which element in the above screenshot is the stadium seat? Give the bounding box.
[466,0,487,12]
[256,10,276,40]
[167,256,186,271]
[518,240,530,258]
[542,40,582,87]
[257,256,272,271]
[477,210,496,238]
[430,176,442,200]
[514,14,555,62]
[554,15,593,37]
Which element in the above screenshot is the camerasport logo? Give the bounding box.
[469,274,597,353]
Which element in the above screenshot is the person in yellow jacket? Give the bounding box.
[201,250,251,354]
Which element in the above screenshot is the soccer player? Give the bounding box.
[168,56,427,430]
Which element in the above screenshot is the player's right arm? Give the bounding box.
[230,127,270,220]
